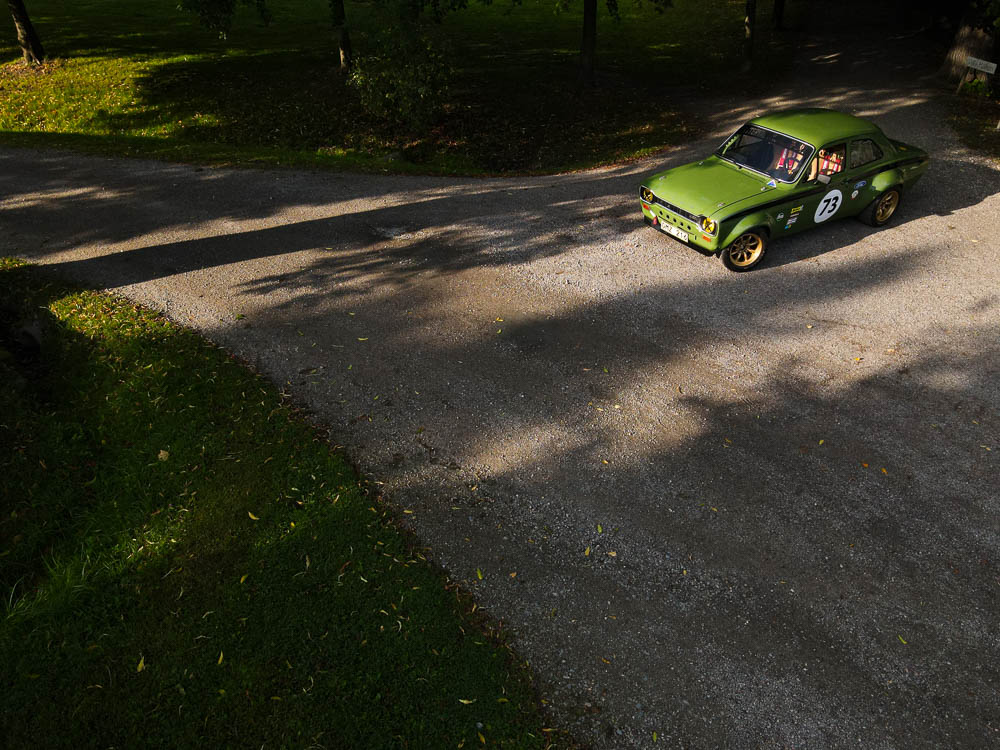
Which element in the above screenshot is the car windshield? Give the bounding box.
[716,124,813,183]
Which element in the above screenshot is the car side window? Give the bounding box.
[806,143,846,181]
[849,139,884,169]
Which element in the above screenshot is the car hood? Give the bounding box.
[645,156,772,217]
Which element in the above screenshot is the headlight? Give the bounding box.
[701,217,717,235]
[640,187,654,203]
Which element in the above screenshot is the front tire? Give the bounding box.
[721,230,767,272]
[861,188,901,227]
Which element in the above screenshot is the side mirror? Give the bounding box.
[817,174,831,185]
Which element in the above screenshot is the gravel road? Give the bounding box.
[2,23,999,749]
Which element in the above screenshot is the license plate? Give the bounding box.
[657,220,688,243]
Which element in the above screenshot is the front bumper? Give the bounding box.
[640,200,719,252]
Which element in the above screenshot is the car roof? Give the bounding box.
[749,108,881,146]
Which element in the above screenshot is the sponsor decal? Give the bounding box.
[776,213,785,220]
[814,189,844,223]
[851,190,859,200]
[854,180,867,189]
[766,179,777,188]
[790,205,803,214]
[784,216,799,230]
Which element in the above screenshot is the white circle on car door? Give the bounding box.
[814,189,843,223]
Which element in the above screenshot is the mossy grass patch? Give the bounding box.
[0,258,563,748]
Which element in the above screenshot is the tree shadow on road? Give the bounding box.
[242,240,998,747]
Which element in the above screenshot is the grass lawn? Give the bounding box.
[0,258,561,748]
[0,0,797,173]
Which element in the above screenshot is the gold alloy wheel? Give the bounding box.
[875,191,899,223]
[727,233,764,267]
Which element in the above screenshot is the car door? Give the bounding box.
[774,140,848,237]
[838,136,890,214]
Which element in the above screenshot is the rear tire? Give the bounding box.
[721,230,767,272]
[861,188,901,227]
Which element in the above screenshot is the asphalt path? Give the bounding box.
[3,29,999,750]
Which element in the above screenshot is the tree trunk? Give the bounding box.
[329,0,352,71]
[579,0,597,87]
[773,0,785,31]
[940,22,992,81]
[992,27,999,96]
[7,0,45,65]
[742,0,756,71]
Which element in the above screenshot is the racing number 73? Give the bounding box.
[814,189,843,223]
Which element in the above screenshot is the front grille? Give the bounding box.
[639,188,699,223]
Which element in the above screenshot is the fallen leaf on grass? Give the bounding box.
[248,512,259,521]
[218,651,224,665]
[136,656,146,673]
[158,450,169,462]
[458,698,476,705]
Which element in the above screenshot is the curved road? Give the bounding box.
[3,26,999,749]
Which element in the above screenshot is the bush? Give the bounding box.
[960,76,992,97]
[348,31,452,131]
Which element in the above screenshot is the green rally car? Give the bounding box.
[639,108,929,271]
